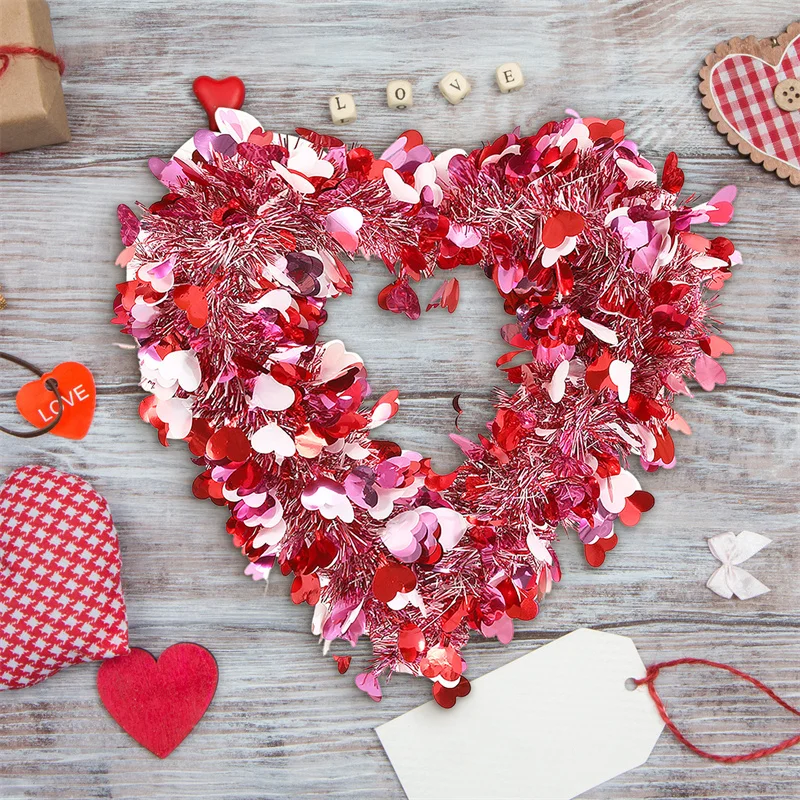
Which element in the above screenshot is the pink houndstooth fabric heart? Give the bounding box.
[701,24,800,185]
[0,465,129,690]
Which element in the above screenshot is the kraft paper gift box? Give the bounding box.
[0,0,70,153]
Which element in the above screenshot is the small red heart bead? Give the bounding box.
[192,76,246,131]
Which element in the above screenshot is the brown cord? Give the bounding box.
[0,352,64,437]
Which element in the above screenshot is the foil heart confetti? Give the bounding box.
[113,103,739,705]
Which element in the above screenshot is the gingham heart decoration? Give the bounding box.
[700,22,800,185]
[0,465,129,690]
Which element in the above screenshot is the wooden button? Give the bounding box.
[773,79,800,112]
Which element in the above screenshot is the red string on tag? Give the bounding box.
[0,45,65,80]
[636,658,800,762]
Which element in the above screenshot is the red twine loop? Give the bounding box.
[636,657,800,762]
[0,45,65,81]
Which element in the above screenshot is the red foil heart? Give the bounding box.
[97,644,218,758]
[584,533,619,568]
[432,675,471,709]
[0,465,129,689]
[372,564,417,602]
[192,76,246,131]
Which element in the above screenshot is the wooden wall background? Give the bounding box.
[0,1,798,798]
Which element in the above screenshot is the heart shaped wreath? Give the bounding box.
[113,107,739,705]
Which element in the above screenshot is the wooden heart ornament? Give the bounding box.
[97,644,218,758]
[0,465,129,690]
[700,21,800,185]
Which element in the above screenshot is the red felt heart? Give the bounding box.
[704,29,800,178]
[97,644,218,758]
[0,465,129,690]
[192,76,246,131]
[16,361,96,440]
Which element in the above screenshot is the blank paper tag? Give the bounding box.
[377,628,664,800]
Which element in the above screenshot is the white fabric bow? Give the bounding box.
[706,530,771,600]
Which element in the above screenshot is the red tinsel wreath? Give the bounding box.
[113,107,739,706]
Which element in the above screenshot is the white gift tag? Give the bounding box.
[377,628,664,800]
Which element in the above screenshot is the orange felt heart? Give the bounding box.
[192,76,246,131]
[16,361,96,440]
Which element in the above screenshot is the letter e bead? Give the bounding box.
[387,80,413,110]
[495,62,524,93]
[329,93,357,125]
[438,71,471,105]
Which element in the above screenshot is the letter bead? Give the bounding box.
[329,93,357,125]
[438,71,471,105]
[495,62,524,93]
[387,80,413,110]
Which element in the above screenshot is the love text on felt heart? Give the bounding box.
[700,22,800,185]
[15,361,96,440]
[0,465,128,690]
[97,643,218,758]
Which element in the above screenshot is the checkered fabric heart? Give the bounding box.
[0,465,129,690]
[709,33,800,171]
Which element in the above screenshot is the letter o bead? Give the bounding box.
[387,80,413,110]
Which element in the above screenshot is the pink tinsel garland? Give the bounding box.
[113,109,738,706]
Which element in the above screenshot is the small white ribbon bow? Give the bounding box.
[706,530,771,600]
